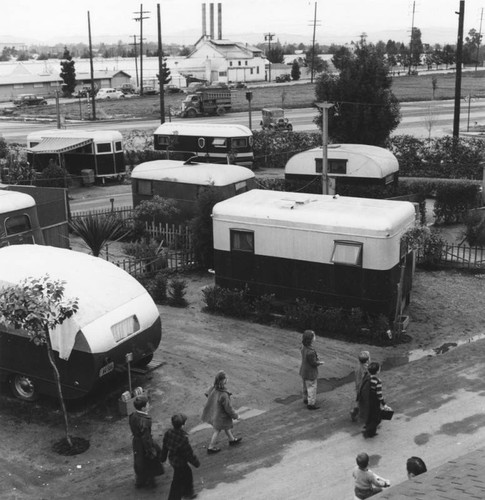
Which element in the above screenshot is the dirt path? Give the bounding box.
[1,267,484,499]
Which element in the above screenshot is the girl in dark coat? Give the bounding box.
[201,371,242,454]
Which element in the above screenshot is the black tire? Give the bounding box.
[134,354,153,368]
[9,374,40,401]
[216,107,226,116]
[186,108,197,118]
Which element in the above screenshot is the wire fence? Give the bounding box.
[416,243,485,270]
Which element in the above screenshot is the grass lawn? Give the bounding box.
[12,69,485,121]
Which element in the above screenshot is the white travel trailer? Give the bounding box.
[0,189,44,246]
[212,190,416,318]
[26,129,126,181]
[285,144,399,196]
[0,245,161,401]
[153,122,254,167]
[131,159,256,223]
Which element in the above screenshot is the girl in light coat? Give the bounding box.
[201,371,242,454]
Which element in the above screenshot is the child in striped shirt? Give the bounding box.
[364,362,386,438]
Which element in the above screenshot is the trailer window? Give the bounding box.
[231,137,247,149]
[213,138,227,148]
[115,141,123,152]
[230,230,254,253]
[5,214,31,235]
[96,143,112,154]
[111,315,140,342]
[315,158,347,174]
[234,181,248,194]
[137,180,153,196]
[331,241,362,266]
[157,135,170,146]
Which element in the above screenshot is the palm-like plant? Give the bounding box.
[69,215,128,257]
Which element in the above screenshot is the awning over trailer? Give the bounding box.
[27,137,93,154]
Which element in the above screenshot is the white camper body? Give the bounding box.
[212,190,416,317]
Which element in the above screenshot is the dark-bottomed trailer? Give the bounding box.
[0,245,161,401]
[212,190,416,319]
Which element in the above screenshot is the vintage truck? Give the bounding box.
[260,108,293,131]
[179,87,232,118]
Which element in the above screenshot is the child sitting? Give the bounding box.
[353,452,390,499]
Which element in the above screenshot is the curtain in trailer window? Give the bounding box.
[231,230,254,252]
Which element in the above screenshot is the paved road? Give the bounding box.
[4,99,485,143]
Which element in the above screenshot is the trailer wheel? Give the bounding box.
[216,107,226,116]
[9,374,40,401]
[186,108,197,118]
[135,354,153,367]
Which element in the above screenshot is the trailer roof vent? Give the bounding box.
[280,197,314,209]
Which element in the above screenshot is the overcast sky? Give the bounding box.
[2,0,484,45]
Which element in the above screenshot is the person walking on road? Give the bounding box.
[161,413,200,500]
[363,362,386,438]
[352,452,390,499]
[201,370,242,454]
[351,351,370,422]
[128,395,163,489]
[299,329,324,410]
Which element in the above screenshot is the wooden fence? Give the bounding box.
[71,206,134,225]
[416,243,485,270]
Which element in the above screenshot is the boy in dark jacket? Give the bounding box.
[299,330,324,410]
[161,413,200,500]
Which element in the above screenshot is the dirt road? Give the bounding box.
[1,266,485,499]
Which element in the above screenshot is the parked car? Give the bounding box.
[275,74,291,83]
[260,107,293,131]
[166,84,182,94]
[229,82,247,89]
[117,83,136,95]
[95,88,125,100]
[13,94,47,107]
[140,86,159,95]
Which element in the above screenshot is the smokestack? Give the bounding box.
[218,3,222,40]
[202,4,207,37]
[210,3,214,39]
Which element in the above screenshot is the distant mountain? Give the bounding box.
[1,25,458,49]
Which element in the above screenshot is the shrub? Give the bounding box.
[463,209,485,246]
[252,294,275,324]
[433,182,482,224]
[36,163,71,188]
[202,285,251,317]
[132,196,181,239]
[167,278,188,307]
[142,271,168,304]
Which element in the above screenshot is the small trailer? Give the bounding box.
[131,159,256,223]
[285,144,399,196]
[0,189,44,246]
[0,245,162,401]
[26,129,126,181]
[212,190,416,318]
[153,122,254,168]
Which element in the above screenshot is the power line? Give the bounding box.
[133,4,150,96]
[264,32,275,82]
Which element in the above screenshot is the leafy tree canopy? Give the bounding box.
[315,40,401,146]
[59,47,76,96]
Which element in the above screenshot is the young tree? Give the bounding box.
[314,40,401,146]
[0,275,79,447]
[291,60,301,81]
[267,45,285,64]
[156,57,172,88]
[59,47,76,96]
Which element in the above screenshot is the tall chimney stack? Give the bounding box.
[210,3,214,39]
[202,3,207,37]
[218,3,222,40]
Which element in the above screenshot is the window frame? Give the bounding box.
[331,240,363,267]
[230,229,255,253]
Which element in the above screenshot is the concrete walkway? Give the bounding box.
[167,338,485,500]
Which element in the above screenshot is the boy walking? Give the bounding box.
[299,330,324,410]
[161,413,200,500]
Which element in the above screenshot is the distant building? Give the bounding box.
[181,37,266,84]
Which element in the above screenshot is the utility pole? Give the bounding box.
[87,11,96,121]
[129,35,139,86]
[308,2,321,84]
[476,8,484,71]
[315,102,334,195]
[157,4,165,124]
[453,0,465,138]
[264,32,275,82]
[134,4,150,96]
[408,1,416,75]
